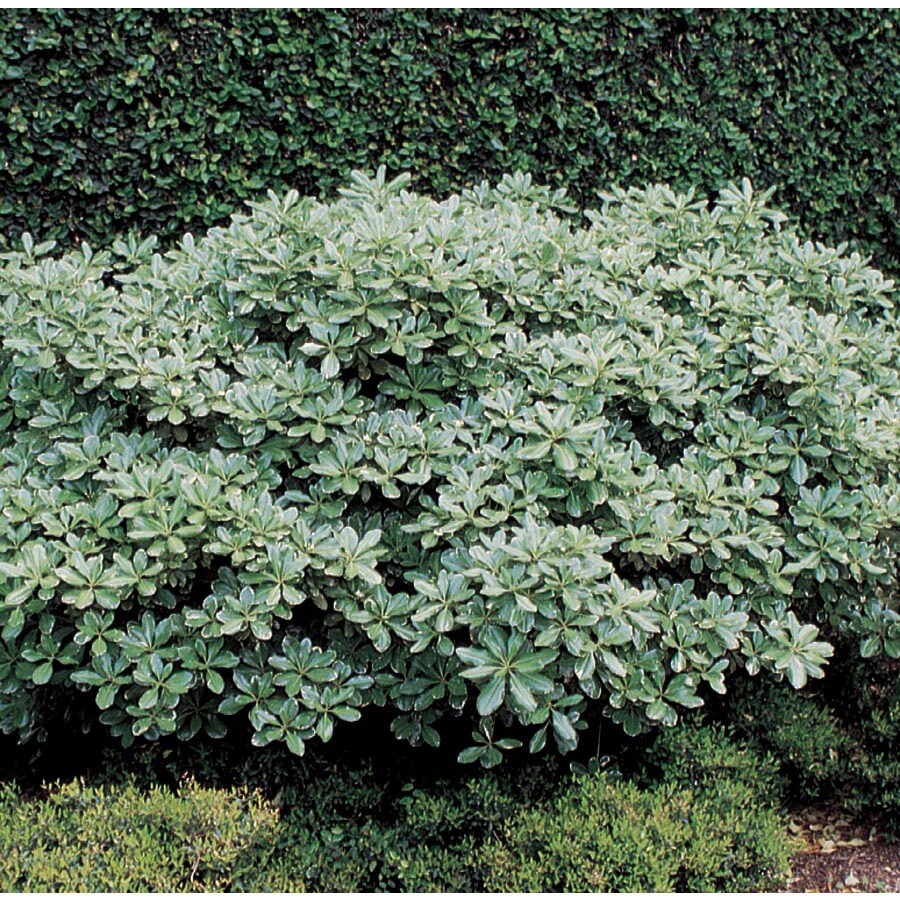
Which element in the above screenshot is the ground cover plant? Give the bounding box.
[1,10,898,271]
[0,171,898,768]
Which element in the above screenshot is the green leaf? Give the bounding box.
[476,677,506,716]
[32,662,54,685]
[457,745,485,765]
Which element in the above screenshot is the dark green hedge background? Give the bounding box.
[1,9,898,269]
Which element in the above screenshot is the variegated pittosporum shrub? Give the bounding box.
[0,170,898,764]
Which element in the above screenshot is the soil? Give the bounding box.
[784,806,900,893]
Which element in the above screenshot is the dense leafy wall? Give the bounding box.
[1,10,898,268]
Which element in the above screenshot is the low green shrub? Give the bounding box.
[478,773,795,892]
[727,657,900,833]
[729,678,848,797]
[0,764,797,892]
[1,172,898,764]
[835,657,900,832]
[0,779,278,892]
[642,718,785,802]
[385,765,564,892]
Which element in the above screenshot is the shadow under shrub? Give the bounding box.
[724,654,900,835]
[641,717,785,803]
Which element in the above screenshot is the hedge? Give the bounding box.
[0,762,795,891]
[1,10,898,270]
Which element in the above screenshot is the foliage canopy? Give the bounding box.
[1,171,898,763]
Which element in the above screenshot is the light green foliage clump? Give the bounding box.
[0,780,277,892]
[0,170,898,763]
[478,774,794,892]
